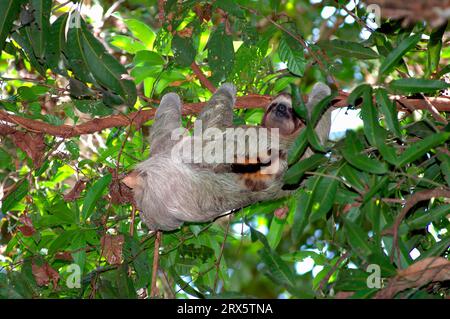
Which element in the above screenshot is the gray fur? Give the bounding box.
[132,82,332,231]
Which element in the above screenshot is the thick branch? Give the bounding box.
[0,93,449,138]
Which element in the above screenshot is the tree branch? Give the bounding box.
[0,94,448,138]
[150,231,162,298]
[390,188,450,265]
[190,61,216,93]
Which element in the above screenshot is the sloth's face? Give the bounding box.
[262,93,303,136]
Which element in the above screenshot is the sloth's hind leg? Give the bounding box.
[149,92,182,155]
[198,83,236,130]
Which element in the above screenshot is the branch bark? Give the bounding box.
[190,61,216,93]
[0,94,449,138]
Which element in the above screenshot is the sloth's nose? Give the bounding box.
[275,104,287,116]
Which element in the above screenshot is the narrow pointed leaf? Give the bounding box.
[341,131,388,174]
[379,34,421,76]
[278,33,305,77]
[375,88,401,138]
[396,132,450,167]
[0,0,22,51]
[81,174,112,221]
[284,154,327,185]
[319,40,379,59]
[390,78,450,94]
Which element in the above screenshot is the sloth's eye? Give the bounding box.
[275,103,288,116]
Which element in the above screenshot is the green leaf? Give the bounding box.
[437,64,450,78]
[252,229,296,287]
[319,40,379,59]
[362,175,388,204]
[11,30,46,75]
[17,85,49,102]
[281,250,327,264]
[0,148,12,169]
[407,204,450,230]
[375,88,402,138]
[396,132,450,167]
[46,13,69,73]
[168,267,205,298]
[340,163,366,192]
[110,35,146,54]
[309,174,338,222]
[208,24,235,83]
[306,125,326,152]
[2,180,29,212]
[278,33,305,77]
[48,229,78,254]
[334,269,373,291]
[133,50,165,67]
[379,34,421,76]
[212,0,245,18]
[124,19,156,49]
[28,0,52,60]
[310,93,335,127]
[284,154,327,185]
[74,100,113,116]
[81,174,112,221]
[389,78,450,94]
[347,84,371,106]
[71,231,86,274]
[419,237,450,260]
[437,152,450,186]
[290,84,308,122]
[291,190,312,241]
[287,129,308,165]
[66,26,96,83]
[344,219,373,257]
[171,34,196,67]
[123,234,152,288]
[267,214,287,250]
[80,23,137,106]
[360,88,398,165]
[0,0,22,51]
[341,131,388,174]
[426,22,447,77]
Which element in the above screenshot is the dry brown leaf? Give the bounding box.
[54,251,73,261]
[101,234,124,265]
[18,215,35,237]
[110,177,135,205]
[32,262,60,288]
[63,180,86,202]
[177,27,193,38]
[274,207,289,220]
[193,3,212,23]
[375,257,450,298]
[11,132,45,167]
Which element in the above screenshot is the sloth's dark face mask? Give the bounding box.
[262,93,303,136]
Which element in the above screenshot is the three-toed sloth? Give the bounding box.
[123,83,332,231]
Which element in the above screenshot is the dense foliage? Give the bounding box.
[0,0,449,299]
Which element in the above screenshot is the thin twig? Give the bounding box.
[150,231,162,298]
[213,217,231,293]
[390,189,450,265]
[191,61,216,93]
[240,5,335,85]
[129,205,136,236]
[319,251,350,291]
[419,93,448,125]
